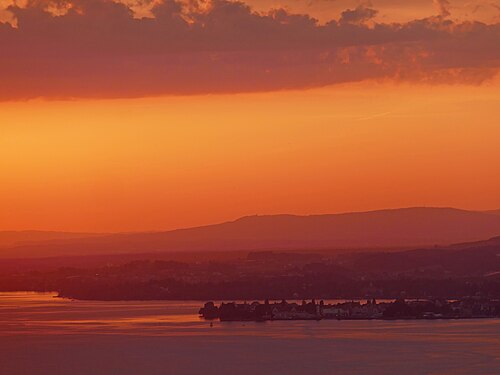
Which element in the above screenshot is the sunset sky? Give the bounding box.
[1,0,499,232]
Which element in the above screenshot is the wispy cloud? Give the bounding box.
[357,111,394,121]
[433,0,451,17]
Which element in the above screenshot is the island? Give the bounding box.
[199,298,500,321]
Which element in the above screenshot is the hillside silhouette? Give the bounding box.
[2,207,500,258]
[0,231,109,248]
[338,236,500,277]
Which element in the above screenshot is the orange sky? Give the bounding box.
[246,0,500,24]
[1,0,499,232]
[1,79,499,232]
[3,0,497,25]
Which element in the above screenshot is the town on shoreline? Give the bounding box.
[199,298,500,322]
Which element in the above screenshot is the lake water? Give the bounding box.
[1,292,499,374]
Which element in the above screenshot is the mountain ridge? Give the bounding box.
[2,207,500,259]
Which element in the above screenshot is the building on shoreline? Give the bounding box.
[199,298,500,322]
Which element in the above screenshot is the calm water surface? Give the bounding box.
[1,292,499,374]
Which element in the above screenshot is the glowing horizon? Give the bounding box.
[2,79,499,232]
[1,0,499,232]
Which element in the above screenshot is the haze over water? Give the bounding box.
[2,292,499,375]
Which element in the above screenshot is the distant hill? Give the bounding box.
[339,236,500,278]
[484,209,500,216]
[0,231,109,248]
[2,207,500,259]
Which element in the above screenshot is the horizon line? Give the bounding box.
[2,206,499,235]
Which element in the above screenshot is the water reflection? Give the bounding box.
[1,292,499,374]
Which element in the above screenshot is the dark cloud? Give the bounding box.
[339,5,378,25]
[0,0,499,100]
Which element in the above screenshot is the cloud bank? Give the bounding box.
[0,0,499,100]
